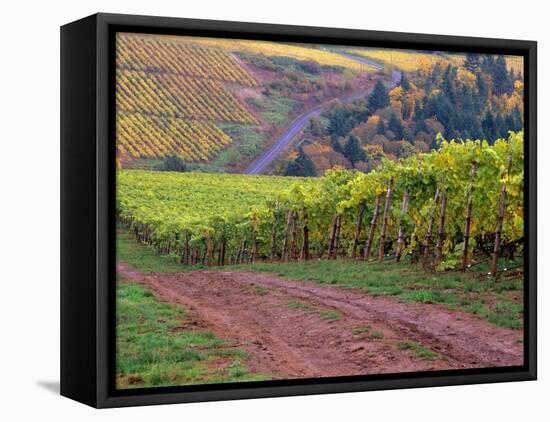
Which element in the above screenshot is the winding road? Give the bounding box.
[245,53,401,175]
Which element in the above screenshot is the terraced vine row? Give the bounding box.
[117,132,524,276]
[117,34,257,85]
[116,33,258,162]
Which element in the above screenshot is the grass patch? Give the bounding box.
[214,124,267,168]
[253,285,270,296]
[352,325,372,334]
[116,279,266,388]
[398,290,460,305]
[397,341,439,360]
[287,300,312,310]
[117,227,190,273]
[371,331,385,339]
[287,300,342,322]
[319,310,343,321]
[462,299,523,330]
[252,94,297,126]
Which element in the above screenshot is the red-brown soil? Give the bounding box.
[117,263,524,380]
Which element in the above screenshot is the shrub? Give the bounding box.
[157,154,187,172]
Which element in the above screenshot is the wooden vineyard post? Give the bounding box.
[280,210,293,262]
[364,195,381,260]
[251,214,258,263]
[205,231,215,266]
[270,209,277,262]
[422,187,440,266]
[236,240,244,264]
[219,235,226,266]
[240,240,248,264]
[461,162,478,271]
[191,246,198,265]
[181,235,190,264]
[290,211,298,260]
[378,177,394,263]
[395,191,409,262]
[328,213,338,259]
[334,214,341,259]
[491,156,512,277]
[201,246,208,266]
[352,202,366,259]
[300,208,310,261]
[435,191,447,263]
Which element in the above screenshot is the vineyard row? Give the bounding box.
[117,132,524,277]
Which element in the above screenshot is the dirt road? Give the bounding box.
[118,263,523,379]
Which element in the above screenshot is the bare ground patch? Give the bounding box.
[117,263,523,380]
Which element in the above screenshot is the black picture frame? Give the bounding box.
[60,12,537,408]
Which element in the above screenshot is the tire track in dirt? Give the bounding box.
[117,263,523,380]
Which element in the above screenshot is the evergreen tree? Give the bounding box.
[331,134,343,153]
[475,72,488,111]
[388,113,404,140]
[326,106,355,137]
[415,119,426,133]
[442,64,457,103]
[481,111,497,142]
[400,73,410,90]
[510,106,523,131]
[413,99,424,122]
[493,55,512,95]
[470,123,485,140]
[402,98,412,120]
[343,134,366,168]
[464,52,481,73]
[368,80,390,113]
[495,114,506,140]
[284,146,317,177]
[434,95,454,134]
[426,61,443,92]
[481,55,496,74]
[326,108,346,137]
[376,117,386,135]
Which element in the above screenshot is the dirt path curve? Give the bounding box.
[117,263,523,379]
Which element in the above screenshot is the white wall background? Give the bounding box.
[1,0,547,419]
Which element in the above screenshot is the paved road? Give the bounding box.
[245,54,401,175]
[336,51,384,70]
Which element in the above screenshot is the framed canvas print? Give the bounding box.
[60,13,537,408]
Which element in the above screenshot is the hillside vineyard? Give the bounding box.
[116,34,258,161]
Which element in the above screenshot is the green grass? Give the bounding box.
[287,300,312,310]
[251,94,297,126]
[287,300,342,321]
[397,341,439,360]
[253,285,270,296]
[371,331,385,339]
[117,227,191,273]
[212,124,267,169]
[461,299,523,330]
[398,290,460,304]
[319,310,343,321]
[116,278,266,388]
[352,325,372,334]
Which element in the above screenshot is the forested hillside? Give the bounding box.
[296,52,523,174]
